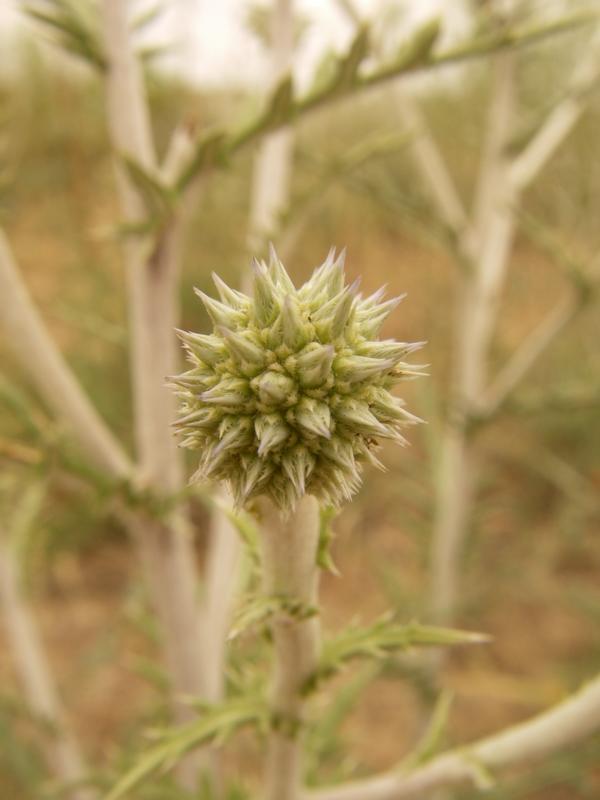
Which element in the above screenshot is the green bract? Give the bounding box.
[171,248,425,511]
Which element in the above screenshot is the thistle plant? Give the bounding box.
[172,247,425,513]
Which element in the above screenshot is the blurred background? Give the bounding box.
[0,0,599,798]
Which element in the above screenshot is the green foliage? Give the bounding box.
[2,4,600,795]
[105,694,267,800]
[306,663,380,782]
[24,0,106,70]
[0,694,52,799]
[175,11,594,193]
[367,18,441,83]
[316,505,339,575]
[229,593,317,642]
[401,690,454,769]
[176,131,228,193]
[23,0,170,72]
[120,155,177,226]
[305,616,489,693]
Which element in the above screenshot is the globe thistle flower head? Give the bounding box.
[171,248,425,513]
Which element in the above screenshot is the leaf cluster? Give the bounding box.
[105,694,267,800]
[304,615,489,693]
[229,593,317,642]
[24,0,168,72]
[24,0,106,70]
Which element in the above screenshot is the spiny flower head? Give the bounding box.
[171,247,425,512]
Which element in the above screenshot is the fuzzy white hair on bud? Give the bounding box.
[172,248,424,512]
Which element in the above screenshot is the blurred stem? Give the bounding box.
[508,27,600,192]
[0,228,132,479]
[430,20,600,625]
[246,0,295,262]
[100,0,209,788]
[200,485,242,705]
[259,495,320,800]
[430,49,517,626]
[0,527,95,800]
[335,0,471,250]
[306,673,600,800]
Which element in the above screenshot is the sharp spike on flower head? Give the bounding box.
[214,415,254,455]
[331,278,360,339]
[367,387,425,425]
[309,247,346,297]
[175,330,228,366]
[358,340,426,361]
[194,288,244,329]
[334,354,395,383]
[167,366,216,389]
[171,247,425,512]
[173,407,218,428]
[239,458,274,505]
[282,295,311,350]
[320,438,357,473]
[295,343,335,388]
[324,248,347,295]
[200,376,250,408]
[218,326,266,372]
[334,399,392,438]
[294,397,332,439]
[358,294,406,337]
[252,258,278,326]
[359,286,387,309]
[282,446,315,498]
[211,273,250,309]
[268,243,296,292]
[312,280,358,341]
[255,414,290,457]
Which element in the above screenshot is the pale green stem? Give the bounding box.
[259,495,321,800]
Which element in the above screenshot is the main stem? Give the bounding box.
[260,495,320,800]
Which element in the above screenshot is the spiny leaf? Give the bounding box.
[177,131,228,192]
[329,25,370,93]
[229,593,317,641]
[304,617,489,692]
[104,696,266,800]
[364,18,441,84]
[23,0,106,71]
[317,505,340,575]
[307,662,379,762]
[121,155,177,217]
[176,12,590,190]
[263,74,296,129]
[401,690,454,769]
[132,2,166,34]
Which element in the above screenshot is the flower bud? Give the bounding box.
[172,248,424,511]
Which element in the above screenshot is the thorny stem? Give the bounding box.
[259,495,321,800]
